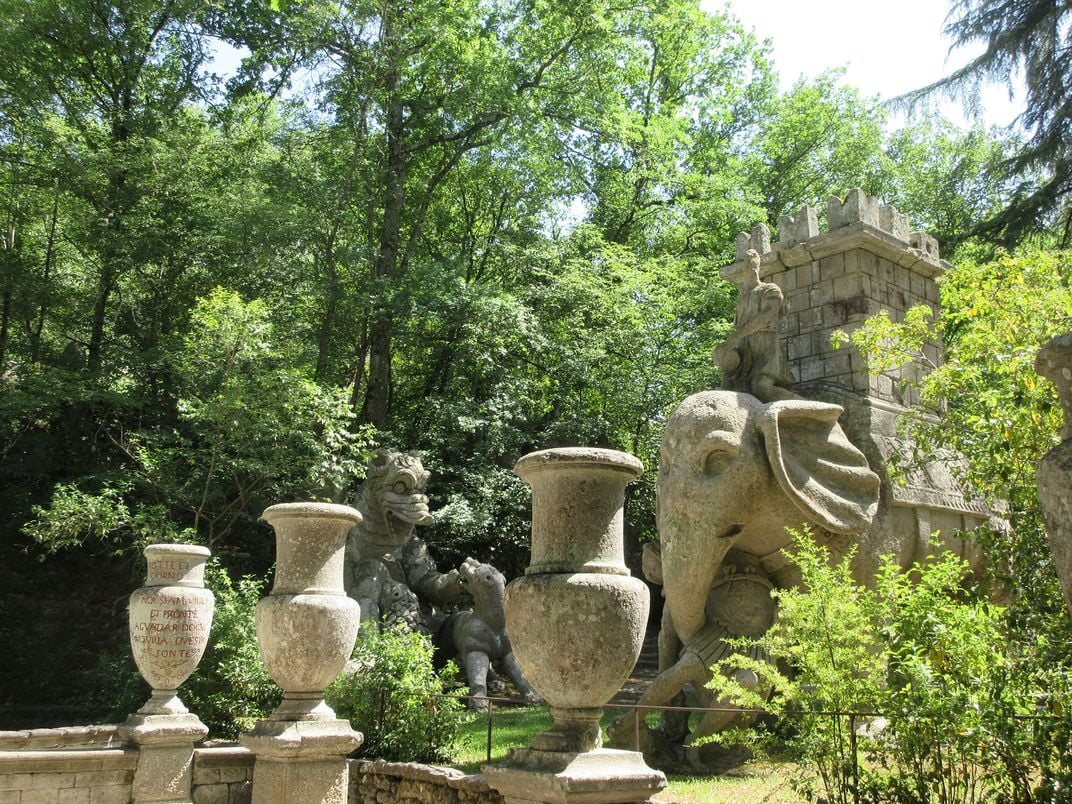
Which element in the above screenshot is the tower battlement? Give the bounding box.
[722,189,947,407]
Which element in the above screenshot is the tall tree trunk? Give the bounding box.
[30,182,60,363]
[0,284,11,370]
[359,23,405,429]
[88,99,132,373]
[87,263,115,372]
[314,246,340,381]
[1,209,13,369]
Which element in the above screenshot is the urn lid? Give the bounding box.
[513,447,643,480]
[261,502,362,524]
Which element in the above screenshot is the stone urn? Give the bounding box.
[127,544,214,716]
[507,447,650,754]
[255,502,362,721]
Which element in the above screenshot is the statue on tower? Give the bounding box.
[714,248,797,402]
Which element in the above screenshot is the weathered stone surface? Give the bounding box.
[0,728,119,752]
[256,502,361,723]
[631,199,999,768]
[242,721,359,804]
[192,782,229,804]
[348,760,502,804]
[341,450,534,703]
[243,504,363,803]
[505,572,647,749]
[879,204,909,242]
[343,450,464,637]
[129,743,194,802]
[829,188,880,229]
[1037,334,1072,615]
[484,748,665,803]
[779,206,819,248]
[512,448,642,576]
[715,249,797,403]
[735,222,772,261]
[128,544,214,718]
[490,448,665,801]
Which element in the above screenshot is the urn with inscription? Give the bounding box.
[128,544,214,716]
[256,502,362,721]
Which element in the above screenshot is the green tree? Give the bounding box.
[22,288,373,559]
[0,0,212,369]
[746,72,890,226]
[899,0,1072,247]
[883,119,1024,257]
[838,251,1070,628]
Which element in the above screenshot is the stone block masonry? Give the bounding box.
[348,760,502,804]
[0,731,254,804]
[727,189,948,406]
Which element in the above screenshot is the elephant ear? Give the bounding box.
[758,401,880,534]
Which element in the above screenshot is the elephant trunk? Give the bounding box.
[660,526,741,648]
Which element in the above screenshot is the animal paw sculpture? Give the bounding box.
[442,557,540,709]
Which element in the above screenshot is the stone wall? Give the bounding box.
[729,189,948,407]
[0,747,136,803]
[348,759,502,804]
[0,729,254,804]
[0,729,508,804]
[192,747,253,804]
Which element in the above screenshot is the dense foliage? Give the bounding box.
[900,0,1072,247]
[96,558,281,739]
[709,533,1072,804]
[326,625,467,762]
[0,0,1060,724]
[839,251,1071,645]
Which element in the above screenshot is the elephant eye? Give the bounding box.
[698,431,740,475]
[702,447,736,475]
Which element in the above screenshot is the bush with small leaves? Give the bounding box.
[326,624,467,763]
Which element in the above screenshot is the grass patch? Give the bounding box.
[448,704,805,802]
[452,704,554,771]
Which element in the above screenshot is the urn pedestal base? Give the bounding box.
[119,713,209,804]
[484,748,666,804]
[241,719,362,804]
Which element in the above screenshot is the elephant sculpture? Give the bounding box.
[617,388,992,768]
[657,390,880,658]
[438,557,539,709]
[608,391,880,766]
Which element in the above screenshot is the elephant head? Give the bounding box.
[657,390,880,649]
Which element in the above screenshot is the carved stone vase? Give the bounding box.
[127,544,214,717]
[121,544,214,804]
[254,502,363,722]
[507,447,649,754]
[242,503,363,804]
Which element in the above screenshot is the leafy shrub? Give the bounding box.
[709,530,1066,804]
[706,530,883,803]
[180,560,281,738]
[326,624,467,762]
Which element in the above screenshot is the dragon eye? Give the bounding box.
[393,480,408,494]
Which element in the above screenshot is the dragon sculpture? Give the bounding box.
[344,449,462,634]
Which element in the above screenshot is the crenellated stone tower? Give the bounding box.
[721,189,991,582]
[727,188,946,408]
